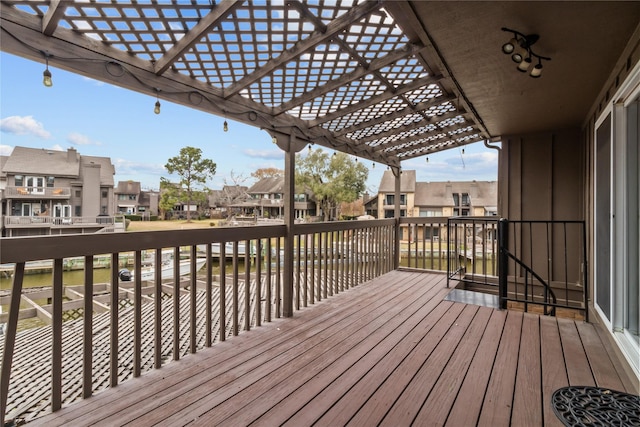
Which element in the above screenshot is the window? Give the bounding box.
[419,209,442,217]
[14,175,23,186]
[294,194,306,202]
[424,226,440,239]
[75,190,82,198]
[452,193,459,206]
[461,193,470,206]
[102,190,108,198]
[384,194,406,205]
[75,206,82,217]
[129,195,136,200]
[47,176,55,187]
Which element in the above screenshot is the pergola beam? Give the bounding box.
[222,0,383,98]
[353,110,471,145]
[42,0,66,36]
[153,0,241,76]
[309,73,444,127]
[273,43,425,115]
[377,128,480,154]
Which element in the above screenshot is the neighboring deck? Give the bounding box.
[29,270,636,426]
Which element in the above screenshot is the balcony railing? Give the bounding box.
[0,219,395,422]
[3,215,115,228]
[4,186,71,198]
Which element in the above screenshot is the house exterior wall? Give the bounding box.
[498,27,640,383]
[81,163,101,217]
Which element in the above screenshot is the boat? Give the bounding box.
[119,257,207,282]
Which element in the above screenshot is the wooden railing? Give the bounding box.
[4,186,71,198]
[0,219,395,423]
[398,217,452,272]
[4,215,116,227]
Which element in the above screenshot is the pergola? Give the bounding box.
[3,1,637,166]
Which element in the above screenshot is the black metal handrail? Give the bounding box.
[497,218,588,320]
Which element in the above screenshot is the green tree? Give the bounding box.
[164,146,217,222]
[296,149,368,221]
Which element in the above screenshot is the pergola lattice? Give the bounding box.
[0,0,489,166]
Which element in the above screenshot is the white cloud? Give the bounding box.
[113,158,166,176]
[67,132,102,146]
[0,144,13,155]
[242,148,283,160]
[0,115,52,139]
[51,144,65,151]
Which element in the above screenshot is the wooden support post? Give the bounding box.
[393,166,401,270]
[0,262,25,427]
[283,141,295,317]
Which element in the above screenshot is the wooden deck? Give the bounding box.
[29,270,636,426]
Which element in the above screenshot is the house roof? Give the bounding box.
[378,170,417,193]
[115,181,141,194]
[414,181,496,207]
[209,185,250,206]
[2,147,80,177]
[248,177,285,195]
[81,155,115,186]
[4,2,636,166]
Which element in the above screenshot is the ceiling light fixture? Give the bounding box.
[42,52,53,87]
[501,27,551,78]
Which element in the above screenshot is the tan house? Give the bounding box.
[114,180,159,217]
[375,170,497,219]
[372,170,497,240]
[0,146,115,236]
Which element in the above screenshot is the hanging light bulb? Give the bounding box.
[223,120,228,132]
[153,89,161,114]
[426,156,429,163]
[42,55,53,87]
[372,163,375,169]
[462,148,465,155]
[271,136,277,144]
[308,144,312,153]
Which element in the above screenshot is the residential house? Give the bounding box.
[372,170,497,241]
[207,185,249,217]
[114,180,159,217]
[231,177,317,220]
[0,146,116,236]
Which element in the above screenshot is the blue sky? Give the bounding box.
[1,52,498,193]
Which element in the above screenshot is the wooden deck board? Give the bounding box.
[26,270,637,427]
[539,316,569,427]
[511,313,543,426]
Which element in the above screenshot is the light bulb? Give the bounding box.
[154,100,161,114]
[223,120,228,132]
[530,63,543,78]
[42,69,53,87]
[517,57,532,72]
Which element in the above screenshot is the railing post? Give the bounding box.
[498,218,509,309]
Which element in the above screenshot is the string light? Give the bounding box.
[42,53,53,87]
[154,89,161,114]
[223,120,228,132]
